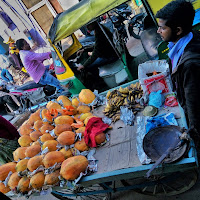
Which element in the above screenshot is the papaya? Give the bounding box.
[17,176,31,193]
[0,162,16,181]
[84,116,97,126]
[54,124,72,136]
[77,105,91,114]
[30,172,45,189]
[71,97,79,107]
[30,130,43,141]
[44,169,60,185]
[33,120,43,131]
[42,140,58,152]
[75,127,86,136]
[74,138,89,152]
[27,155,44,172]
[40,133,54,143]
[25,145,41,158]
[13,147,27,161]
[19,123,33,135]
[80,113,93,121]
[0,182,10,194]
[57,131,75,146]
[18,135,33,147]
[60,155,88,180]
[57,95,72,107]
[43,151,65,168]
[28,112,41,126]
[16,159,29,172]
[41,108,51,123]
[40,124,54,134]
[8,172,21,190]
[54,115,74,125]
[59,148,73,159]
[95,132,106,145]
[31,141,40,146]
[79,89,95,104]
[73,114,81,119]
[46,101,61,110]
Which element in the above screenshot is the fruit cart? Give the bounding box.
[51,79,198,199]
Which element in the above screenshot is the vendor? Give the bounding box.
[156,1,200,149]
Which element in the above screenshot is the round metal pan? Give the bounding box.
[143,125,188,163]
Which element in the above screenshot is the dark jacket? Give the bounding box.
[170,30,200,132]
[83,24,117,68]
[0,115,20,140]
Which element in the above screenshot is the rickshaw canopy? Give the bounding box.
[48,0,128,43]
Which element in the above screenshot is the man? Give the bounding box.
[77,21,118,78]
[16,39,64,93]
[156,0,200,146]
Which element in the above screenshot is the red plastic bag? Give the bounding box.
[165,96,178,107]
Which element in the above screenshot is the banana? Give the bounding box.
[118,87,129,94]
[121,93,128,97]
[123,97,129,106]
[112,114,121,122]
[131,95,135,103]
[106,90,111,99]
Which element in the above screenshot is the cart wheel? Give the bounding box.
[51,183,111,200]
[121,169,198,196]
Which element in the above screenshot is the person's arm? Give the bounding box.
[1,69,10,82]
[183,62,200,132]
[81,34,101,68]
[29,51,51,62]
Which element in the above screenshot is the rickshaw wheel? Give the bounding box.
[51,183,111,200]
[121,169,198,197]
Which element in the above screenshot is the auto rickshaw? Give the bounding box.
[48,0,151,95]
[48,0,200,95]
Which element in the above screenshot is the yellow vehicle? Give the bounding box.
[48,0,200,94]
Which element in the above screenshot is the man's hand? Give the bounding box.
[88,52,93,56]
[77,64,84,71]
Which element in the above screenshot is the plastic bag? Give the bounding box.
[136,116,151,164]
[120,106,135,125]
[148,90,165,108]
[146,112,178,133]
[165,94,178,107]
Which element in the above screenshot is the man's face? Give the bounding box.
[157,19,174,42]
[23,40,31,50]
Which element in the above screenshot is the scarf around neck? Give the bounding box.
[168,32,193,72]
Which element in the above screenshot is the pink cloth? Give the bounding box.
[19,50,51,83]
[84,117,109,147]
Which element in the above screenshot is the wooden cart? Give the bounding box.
[51,80,198,199]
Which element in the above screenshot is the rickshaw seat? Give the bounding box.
[99,59,128,88]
